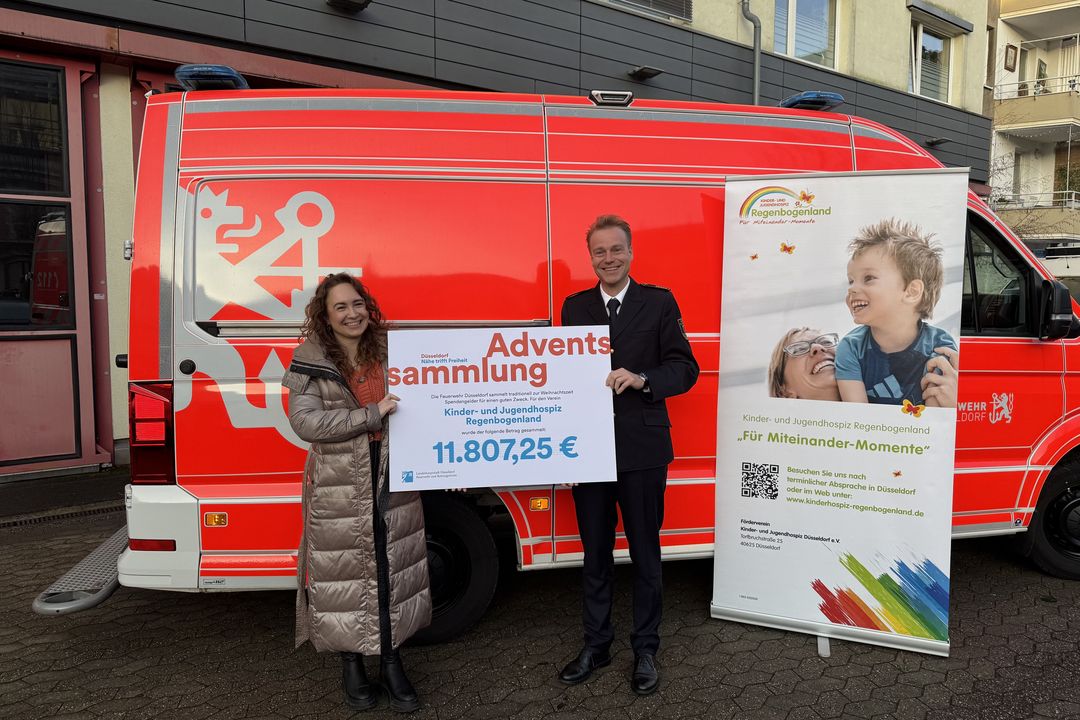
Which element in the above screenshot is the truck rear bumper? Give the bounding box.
[118,484,200,589]
[118,484,299,591]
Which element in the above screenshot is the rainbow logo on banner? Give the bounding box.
[739,186,799,217]
[812,553,949,641]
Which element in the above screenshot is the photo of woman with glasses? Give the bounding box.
[766,327,958,407]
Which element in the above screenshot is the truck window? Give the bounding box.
[961,217,1031,336]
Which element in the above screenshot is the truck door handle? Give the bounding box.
[115,354,128,369]
[179,359,196,375]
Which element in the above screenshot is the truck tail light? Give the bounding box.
[129,538,176,551]
[129,382,175,485]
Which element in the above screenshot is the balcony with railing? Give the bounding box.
[994,75,1080,137]
[989,191,1080,238]
[993,29,1080,134]
[990,190,1080,209]
[995,74,1080,99]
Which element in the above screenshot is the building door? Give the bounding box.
[0,52,108,476]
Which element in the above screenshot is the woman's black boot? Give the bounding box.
[341,652,377,711]
[380,653,420,713]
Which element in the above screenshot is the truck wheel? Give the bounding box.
[1027,460,1080,580]
[411,494,499,644]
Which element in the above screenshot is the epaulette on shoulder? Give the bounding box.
[639,282,672,292]
[565,287,594,298]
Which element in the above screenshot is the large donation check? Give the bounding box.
[387,326,617,491]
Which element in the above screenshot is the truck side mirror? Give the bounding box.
[1040,279,1075,340]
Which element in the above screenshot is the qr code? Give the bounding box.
[741,462,779,499]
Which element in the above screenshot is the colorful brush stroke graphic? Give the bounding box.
[812,552,949,642]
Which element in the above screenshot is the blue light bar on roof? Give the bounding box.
[174,64,250,91]
[779,91,845,112]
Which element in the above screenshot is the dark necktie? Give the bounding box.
[607,298,620,331]
[604,297,622,321]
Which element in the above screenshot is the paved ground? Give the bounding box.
[3,510,1080,720]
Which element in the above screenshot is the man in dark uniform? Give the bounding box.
[558,214,699,695]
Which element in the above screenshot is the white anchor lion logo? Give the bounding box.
[989,392,1014,424]
[175,187,361,449]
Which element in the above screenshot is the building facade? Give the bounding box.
[0,0,992,479]
[988,0,1080,249]
[695,0,990,115]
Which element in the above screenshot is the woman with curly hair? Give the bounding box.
[282,273,431,713]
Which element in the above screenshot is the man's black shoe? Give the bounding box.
[631,654,659,695]
[558,648,612,685]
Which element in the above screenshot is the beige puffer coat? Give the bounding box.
[282,338,431,655]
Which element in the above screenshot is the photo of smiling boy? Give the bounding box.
[834,218,958,406]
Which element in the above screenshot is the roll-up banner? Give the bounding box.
[711,169,968,656]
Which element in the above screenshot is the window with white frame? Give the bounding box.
[774,0,837,68]
[910,21,950,102]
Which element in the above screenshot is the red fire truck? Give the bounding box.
[30,210,70,326]
[36,68,1080,642]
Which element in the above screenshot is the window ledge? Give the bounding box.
[773,51,837,74]
[907,0,974,37]
[913,90,961,111]
[602,0,691,25]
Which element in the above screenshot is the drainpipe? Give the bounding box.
[740,0,762,105]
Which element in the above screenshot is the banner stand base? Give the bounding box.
[709,605,949,656]
[816,636,831,658]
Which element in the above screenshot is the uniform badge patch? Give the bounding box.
[678,318,688,339]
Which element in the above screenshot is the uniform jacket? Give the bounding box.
[561,278,699,471]
[282,338,431,655]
